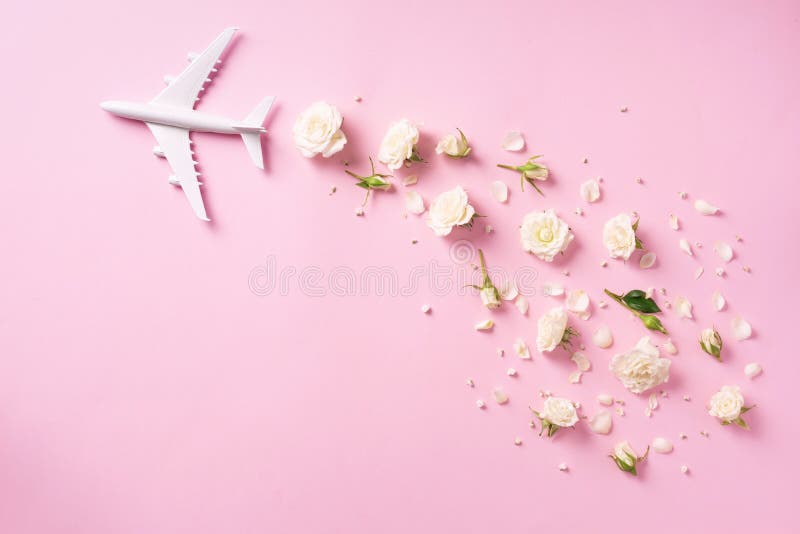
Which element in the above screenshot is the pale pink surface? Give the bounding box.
[1,0,799,532]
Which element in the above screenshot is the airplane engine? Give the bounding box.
[153,146,165,158]
[168,175,181,186]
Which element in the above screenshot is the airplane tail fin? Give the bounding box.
[239,96,275,169]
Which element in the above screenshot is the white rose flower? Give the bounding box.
[708,385,744,423]
[426,186,476,236]
[700,327,723,360]
[292,102,347,158]
[520,210,574,262]
[611,441,648,476]
[609,336,671,394]
[603,213,638,260]
[480,287,501,309]
[435,129,471,158]
[378,118,420,170]
[534,396,578,437]
[536,306,571,353]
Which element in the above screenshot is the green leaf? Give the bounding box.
[734,417,750,430]
[622,291,662,313]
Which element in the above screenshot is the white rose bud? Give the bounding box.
[533,396,579,437]
[378,118,421,170]
[480,287,501,309]
[520,209,575,262]
[435,129,471,158]
[609,336,671,394]
[610,441,649,476]
[603,213,640,260]
[699,327,723,360]
[292,102,347,158]
[425,186,476,236]
[709,385,753,429]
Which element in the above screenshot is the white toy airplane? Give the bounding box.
[100,27,274,221]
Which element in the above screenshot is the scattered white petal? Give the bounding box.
[484,224,493,234]
[669,214,679,230]
[679,239,693,256]
[645,287,655,299]
[645,407,652,418]
[402,174,418,186]
[598,300,608,308]
[476,399,486,409]
[558,462,568,471]
[514,338,531,359]
[588,410,612,434]
[498,280,518,301]
[575,207,584,216]
[715,267,726,277]
[404,191,425,215]
[571,351,591,371]
[491,180,509,203]
[681,465,689,474]
[675,296,693,319]
[731,316,752,341]
[501,131,525,151]
[694,199,719,215]
[474,319,494,331]
[712,291,726,311]
[466,378,474,387]
[592,325,613,349]
[597,394,614,406]
[514,295,529,315]
[566,289,591,320]
[648,393,658,411]
[514,437,522,446]
[568,371,583,384]
[694,267,704,280]
[493,387,509,404]
[579,179,601,203]
[744,362,763,379]
[497,348,505,357]
[507,367,517,377]
[543,282,565,297]
[421,304,431,314]
[639,252,657,269]
[663,339,678,355]
[652,437,673,454]
[714,241,733,263]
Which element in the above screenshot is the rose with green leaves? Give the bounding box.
[345,157,392,209]
[604,288,667,334]
[435,128,471,159]
[709,385,755,430]
[610,441,649,476]
[468,249,501,310]
[531,396,579,438]
[497,155,549,194]
[699,327,723,360]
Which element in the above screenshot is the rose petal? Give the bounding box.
[568,371,583,384]
[694,267,704,279]
[571,351,591,372]
[514,338,531,359]
[731,315,752,341]
[404,191,425,215]
[712,291,726,311]
[491,180,509,203]
[694,199,720,215]
[744,362,763,379]
[501,131,525,151]
[592,325,613,349]
[514,295,529,315]
[669,214,679,230]
[579,179,601,203]
[639,252,657,269]
[597,394,614,406]
[493,387,509,404]
[498,280,518,301]
[663,339,678,354]
[588,410,612,434]
[648,393,658,410]
[474,319,494,331]
[679,238,693,256]
[566,289,590,314]
[675,296,693,319]
[402,174,418,186]
[652,437,673,454]
[714,241,733,263]
[544,282,565,297]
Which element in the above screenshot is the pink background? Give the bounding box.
[2,1,799,532]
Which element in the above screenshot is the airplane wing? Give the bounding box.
[146,123,209,221]
[150,27,237,109]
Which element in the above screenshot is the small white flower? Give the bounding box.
[292,102,347,158]
[709,385,752,428]
[536,306,571,353]
[378,118,420,170]
[426,186,476,236]
[603,213,638,260]
[435,128,471,158]
[609,337,671,394]
[520,209,574,262]
[579,179,600,203]
[534,396,579,437]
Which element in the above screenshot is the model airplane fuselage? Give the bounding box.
[100,28,274,221]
